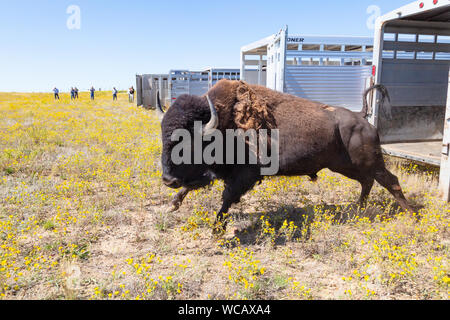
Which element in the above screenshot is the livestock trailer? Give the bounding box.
[136,74,170,109]
[240,27,374,111]
[368,0,450,200]
[168,68,240,104]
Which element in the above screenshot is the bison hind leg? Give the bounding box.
[358,178,374,207]
[329,167,375,208]
[374,168,414,214]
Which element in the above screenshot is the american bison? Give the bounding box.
[156,80,414,233]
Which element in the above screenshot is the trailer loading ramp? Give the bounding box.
[381,141,442,166]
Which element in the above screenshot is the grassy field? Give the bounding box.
[0,91,448,300]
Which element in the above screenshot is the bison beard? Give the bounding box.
[158,80,414,234]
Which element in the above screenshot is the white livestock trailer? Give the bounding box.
[240,27,374,111]
[136,74,170,109]
[137,68,240,108]
[168,68,240,104]
[368,0,450,200]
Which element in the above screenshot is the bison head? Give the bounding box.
[157,92,218,190]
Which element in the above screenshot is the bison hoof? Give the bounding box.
[163,203,180,213]
[212,225,227,237]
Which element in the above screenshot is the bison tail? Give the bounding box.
[360,84,391,120]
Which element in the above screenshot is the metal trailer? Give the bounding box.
[168,70,209,103]
[168,68,240,104]
[136,74,170,109]
[209,68,241,87]
[240,27,374,111]
[368,0,450,200]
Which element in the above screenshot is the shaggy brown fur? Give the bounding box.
[208,80,331,133]
[234,82,277,130]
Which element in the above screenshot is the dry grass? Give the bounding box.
[0,91,448,300]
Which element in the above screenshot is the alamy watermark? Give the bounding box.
[67,5,81,30]
[171,122,280,176]
[366,5,381,30]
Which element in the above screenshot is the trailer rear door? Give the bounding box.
[136,75,143,106]
[169,71,190,103]
[266,28,287,92]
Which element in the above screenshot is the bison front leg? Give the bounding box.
[168,176,215,212]
[213,170,260,235]
[169,187,191,212]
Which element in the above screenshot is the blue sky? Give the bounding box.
[0,0,412,92]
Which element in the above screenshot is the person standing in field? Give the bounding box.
[74,87,79,100]
[70,87,75,100]
[129,86,135,103]
[90,86,95,100]
[113,87,118,101]
[53,87,60,100]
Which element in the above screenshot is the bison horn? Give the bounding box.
[203,95,219,136]
[156,91,165,122]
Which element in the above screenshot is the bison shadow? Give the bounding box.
[229,199,423,247]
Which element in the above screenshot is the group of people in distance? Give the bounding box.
[71,87,79,100]
[52,86,135,102]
